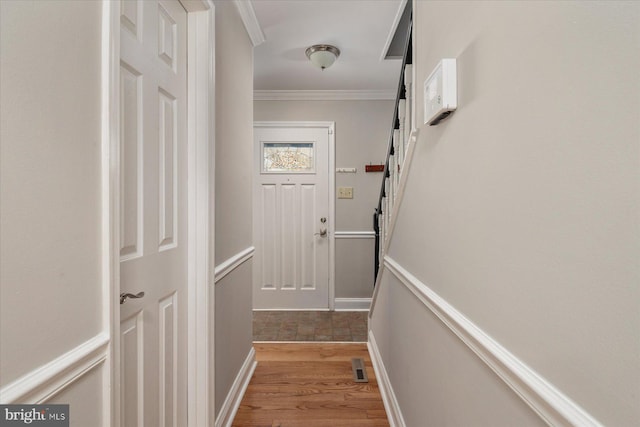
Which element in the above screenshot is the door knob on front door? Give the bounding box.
[120,291,145,305]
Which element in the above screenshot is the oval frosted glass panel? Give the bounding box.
[263,142,315,173]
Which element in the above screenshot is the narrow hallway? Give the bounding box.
[233,343,389,426]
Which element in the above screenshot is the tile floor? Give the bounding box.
[252,311,368,342]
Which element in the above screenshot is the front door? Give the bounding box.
[253,124,332,310]
[119,1,188,426]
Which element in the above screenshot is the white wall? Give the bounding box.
[254,100,394,300]
[213,0,255,419]
[372,1,639,425]
[0,1,105,425]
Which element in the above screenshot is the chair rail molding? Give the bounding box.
[335,231,376,239]
[214,246,255,284]
[0,333,109,404]
[383,256,604,427]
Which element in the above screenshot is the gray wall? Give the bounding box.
[372,272,547,426]
[254,100,394,299]
[213,0,255,418]
[0,1,105,425]
[371,1,639,425]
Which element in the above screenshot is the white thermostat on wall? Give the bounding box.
[423,58,457,126]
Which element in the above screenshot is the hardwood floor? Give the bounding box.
[232,343,390,427]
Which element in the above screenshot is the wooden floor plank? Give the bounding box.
[253,342,372,362]
[238,399,385,411]
[232,343,390,427]
[233,419,391,427]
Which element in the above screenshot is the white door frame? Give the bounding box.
[253,121,336,310]
[102,1,215,426]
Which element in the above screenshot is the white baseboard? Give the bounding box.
[384,256,604,427]
[367,331,406,427]
[215,347,257,427]
[334,298,371,311]
[0,332,109,403]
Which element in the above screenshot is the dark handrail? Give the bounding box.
[374,9,413,282]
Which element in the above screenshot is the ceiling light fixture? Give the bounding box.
[305,44,341,70]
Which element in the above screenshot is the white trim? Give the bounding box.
[185,2,215,427]
[368,331,406,427]
[410,23,417,138]
[254,121,336,311]
[232,0,265,46]
[253,121,335,129]
[214,348,257,427]
[334,298,371,311]
[0,333,109,404]
[369,129,419,319]
[334,231,375,239]
[379,0,408,61]
[254,90,396,101]
[383,129,418,253]
[214,246,255,283]
[103,1,120,424]
[383,256,604,427]
[328,123,336,311]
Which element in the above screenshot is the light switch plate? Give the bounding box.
[338,187,353,199]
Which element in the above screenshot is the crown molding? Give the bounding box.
[254,90,396,101]
[233,0,265,47]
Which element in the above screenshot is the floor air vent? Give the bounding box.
[351,358,369,383]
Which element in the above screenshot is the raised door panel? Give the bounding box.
[158,293,177,427]
[121,313,144,427]
[280,185,297,290]
[121,0,142,40]
[158,88,177,251]
[260,184,277,290]
[300,184,316,290]
[120,63,144,261]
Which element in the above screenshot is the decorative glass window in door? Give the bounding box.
[262,142,315,173]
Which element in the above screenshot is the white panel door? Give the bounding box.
[253,126,330,310]
[119,1,187,426]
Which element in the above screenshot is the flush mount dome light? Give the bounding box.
[305,44,341,70]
